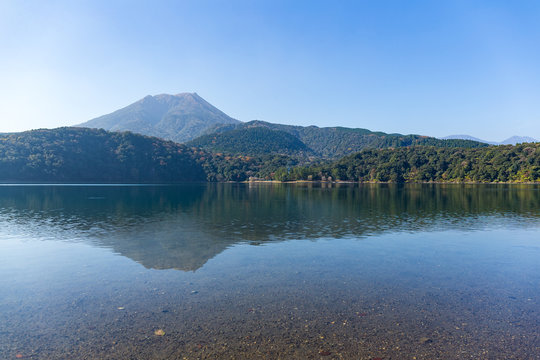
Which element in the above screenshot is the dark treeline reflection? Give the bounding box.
[0,183,538,271]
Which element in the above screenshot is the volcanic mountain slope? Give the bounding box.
[78,93,240,143]
[78,92,488,158]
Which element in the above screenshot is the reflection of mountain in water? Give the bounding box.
[101,217,229,271]
[0,184,539,271]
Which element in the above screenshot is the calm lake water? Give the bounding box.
[0,183,539,359]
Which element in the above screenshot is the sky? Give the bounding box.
[1,0,539,141]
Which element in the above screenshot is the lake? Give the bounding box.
[0,183,539,359]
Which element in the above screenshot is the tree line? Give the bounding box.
[0,127,538,183]
[272,144,540,183]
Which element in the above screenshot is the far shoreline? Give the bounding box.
[244,179,540,185]
[0,180,538,186]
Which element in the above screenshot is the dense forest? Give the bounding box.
[195,152,297,182]
[0,128,206,182]
[0,127,538,183]
[200,120,488,158]
[187,127,315,157]
[0,127,299,183]
[274,144,540,183]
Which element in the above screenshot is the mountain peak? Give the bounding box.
[443,134,538,145]
[169,92,197,98]
[78,93,240,143]
[500,136,538,145]
[441,134,494,144]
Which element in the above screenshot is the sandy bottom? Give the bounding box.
[2,274,540,360]
[2,230,540,360]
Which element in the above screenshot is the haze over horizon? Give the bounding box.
[1,0,539,140]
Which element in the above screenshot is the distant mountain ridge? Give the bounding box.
[190,120,488,159]
[77,93,489,158]
[2,127,538,184]
[442,134,538,145]
[78,93,240,143]
[441,135,497,145]
[500,136,538,145]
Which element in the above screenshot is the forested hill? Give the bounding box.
[187,126,315,157]
[198,120,488,158]
[1,127,538,184]
[0,127,207,182]
[278,144,540,183]
[74,92,488,159]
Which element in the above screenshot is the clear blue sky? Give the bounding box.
[1,0,539,141]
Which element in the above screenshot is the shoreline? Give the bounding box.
[245,179,540,185]
[0,180,538,185]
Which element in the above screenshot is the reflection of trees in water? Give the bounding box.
[0,184,538,271]
[193,183,540,241]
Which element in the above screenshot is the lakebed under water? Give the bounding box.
[0,183,539,359]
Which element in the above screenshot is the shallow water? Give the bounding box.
[0,183,539,359]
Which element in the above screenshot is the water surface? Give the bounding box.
[0,183,539,359]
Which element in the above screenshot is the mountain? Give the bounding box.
[187,126,315,157]
[0,127,206,182]
[0,127,300,183]
[193,120,489,159]
[1,127,537,184]
[78,93,240,143]
[500,136,538,145]
[78,93,488,157]
[443,134,538,145]
[441,135,495,144]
